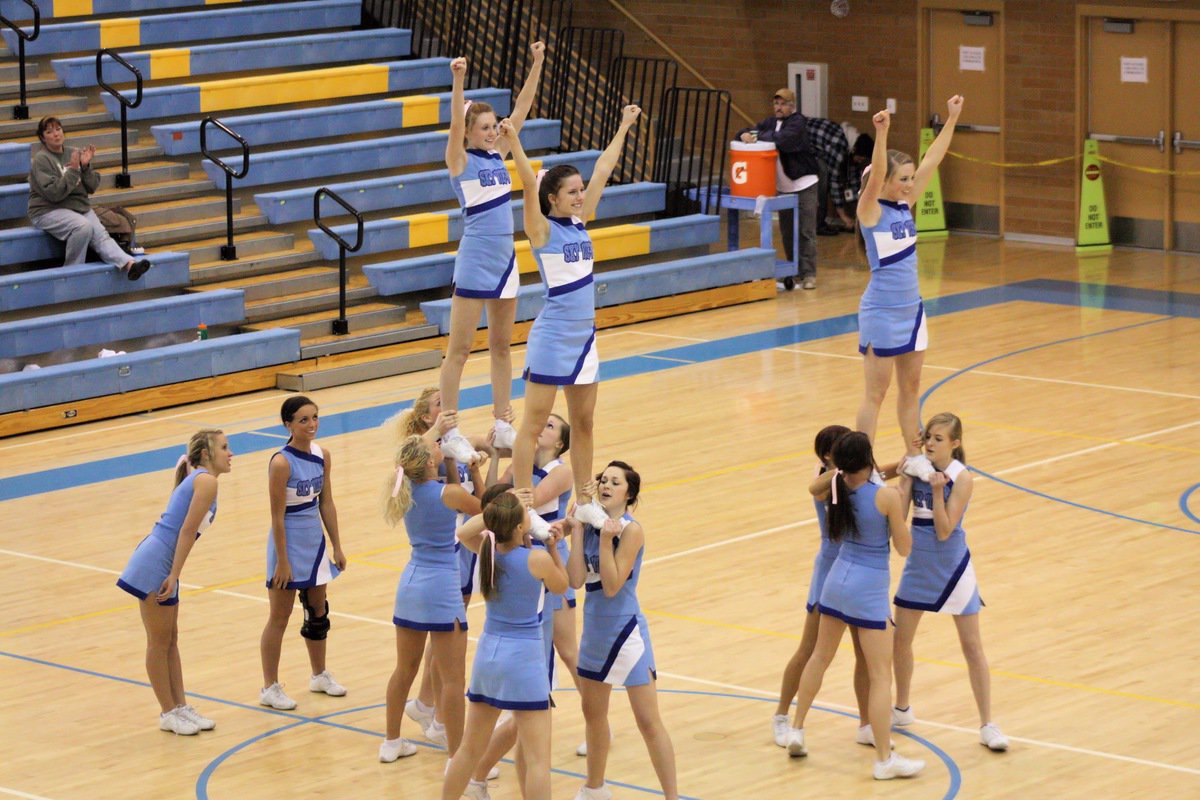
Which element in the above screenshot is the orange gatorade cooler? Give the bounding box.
[729,141,777,198]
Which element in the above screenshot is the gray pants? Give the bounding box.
[30,207,130,268]
[777,184,818,279]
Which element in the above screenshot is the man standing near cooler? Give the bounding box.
[737,89,820,289]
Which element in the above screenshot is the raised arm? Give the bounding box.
[930,469,972,541]
[445,57,469,176]
[856,110,891,228]
[598,519,643,598]
[156,473,218,602]
[499,117,549,248]
[580,104,641,221]
[912,95,963,199]
[528,533,569,595]
[809,467,834,499]
[564,518,586,589]
[494,41,545,157]
[455,512,489,554]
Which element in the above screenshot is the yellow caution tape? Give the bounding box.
[944,148,1200,176]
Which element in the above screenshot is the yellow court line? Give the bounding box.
[642,606,1200,712]
[0,601,138,638]
[645,452,807,492]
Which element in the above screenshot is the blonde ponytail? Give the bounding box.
[383,435,434,525]
[175,429,222,487]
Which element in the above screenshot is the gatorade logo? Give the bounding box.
[732,161,748,184]
[1085,164,1101,181]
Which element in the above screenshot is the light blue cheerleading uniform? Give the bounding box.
[393,479,468,631]
[525,215,599,385]
[805,469,839,613]
[446,460,480,597]
[118,469,217,606]
[533,458,575,610]
[577,515,657,686]
[266,443,339,590]
[817,481,892,630]
[451,148,518,299]
[894,459,982,615]
[467,545,551,710]
[858,199,927,357]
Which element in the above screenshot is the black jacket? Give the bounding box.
[737,112,819,181]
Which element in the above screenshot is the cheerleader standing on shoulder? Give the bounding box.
[891,412,1008,751]
[502,104,643,538]
[854,95,963,480]
[117,429,231,735]
[259,396,349,712]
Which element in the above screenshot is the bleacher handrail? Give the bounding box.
[95,48,143,187]
[200,117,251,261]
[653,87,731,216]
[313,187,364,336]
[1,0,40,120]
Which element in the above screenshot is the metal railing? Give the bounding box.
[653,87,732,216]
[95,49,142,187]
[606,56,677,184]
[200,117,250,261]
[547,27,623,155]
[313,188,364,336]
[1,0,40,120]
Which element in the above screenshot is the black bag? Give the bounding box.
[94,204,137,250]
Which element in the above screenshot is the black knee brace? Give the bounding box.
[298,589,331,641]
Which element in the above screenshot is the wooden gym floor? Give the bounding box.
[2,234,1198,799]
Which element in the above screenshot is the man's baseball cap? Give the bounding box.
[774,88,796,104]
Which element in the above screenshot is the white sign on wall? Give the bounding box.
[959,46,985,72]
[1120,56,1148,83]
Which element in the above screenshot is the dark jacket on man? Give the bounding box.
[738,112,820,182]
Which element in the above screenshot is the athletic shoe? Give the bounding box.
[527,509,552,542]
[126,259,151,281]
[576,739,588,756]
[786,728,807,757]
[855,724,894,749]
[464,780,491,800]
[441,432,478,464]
[405,698,435,728]
[574,784,613,800]
[259,682,297,710]
[772,714,790,747]
[178,704,215,731]
[486,765,500,780]
[492,419,516,450]
[900,454,935,483]
[891,705,915,726]
[379,737,417,762]
[159,707,200,735]
[494,710,513,729]
[980,723,1009,751]
[426,719,448,747]
[802,276,817,290]
[309,670,347,696]
[572,500,609,529]
[873,752,925,780]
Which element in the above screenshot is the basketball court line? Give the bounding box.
[0,788,57,800]
[3,279,1194,501]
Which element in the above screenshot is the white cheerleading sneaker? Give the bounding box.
[873,752,925,780]
[772,714,790,747]
[259,682,297,710]
[379,737,418,762]
[159,707,200,736]
[441,432,478,464]
[309,670,347,696]
[177,704,215,731]
[572,500,609,529]
[900,454,936,482]
[891,705,915,726]
[527,509,553,541]
[980,723,1009,751]
[491,419,516,450]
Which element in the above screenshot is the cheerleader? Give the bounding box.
[117,429,231,735]
[565,461,678,800]
[259,396,348,711]
[772,425,875,749]
[501,105,641,531]
[443,490,568,800]
[854,96,963,481]
[439,42,545,463]
[785,432,925,780]
[379,435,482,763]
[892,412,1008,751]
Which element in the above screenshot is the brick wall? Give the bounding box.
[572,0,1085,238]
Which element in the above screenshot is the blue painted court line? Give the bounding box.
[1177,483,1200,526]
[919,315,1200,536]
[3,279,1198,505]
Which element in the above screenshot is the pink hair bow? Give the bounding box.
[391,467,405,498]
[830,468,843,505]
[175,453,195,475]
[463,99,473,113]
[535,168,547,190]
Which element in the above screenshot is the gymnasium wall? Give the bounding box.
[569,0,1159,239]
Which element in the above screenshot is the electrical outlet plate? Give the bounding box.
[886,98,897,114]
[851,95,868,112]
